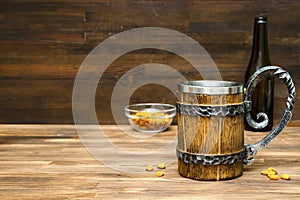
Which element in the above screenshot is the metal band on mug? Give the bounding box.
[176,103,245,117]
[176,147,246,166]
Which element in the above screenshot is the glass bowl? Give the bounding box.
[124,103,176,133]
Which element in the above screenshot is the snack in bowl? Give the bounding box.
[124,103,176,133]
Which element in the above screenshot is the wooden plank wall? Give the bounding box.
[0,0,299,124]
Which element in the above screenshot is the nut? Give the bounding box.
[157,163,166,169]
[145,165,154,172]
[155,171,164,177]
[261,170,269,176]
[131,110,169,131]
[267,167,277,173]
[280,174,291,180]
[267,170,277,176]
[261,167,291,181]
[268,174,280,180]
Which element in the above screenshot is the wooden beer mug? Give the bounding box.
[176,66,295,180]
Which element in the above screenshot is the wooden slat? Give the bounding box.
[0,125,299,199]
[0,0,299,124]
[1,64,300,124]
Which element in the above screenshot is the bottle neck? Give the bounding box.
[250,20,271,65]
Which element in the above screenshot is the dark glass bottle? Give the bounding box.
[244,16,274,131]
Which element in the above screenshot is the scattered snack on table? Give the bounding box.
[267,170,277,176]
[146,163,167,177]
[155,171,164,177]
[268,174,280,180]
[260,167,291,181]
[146,165,154,172]
[157,163,166,169]
[267,167,277,173]
[280,174,291,180]
[261,170,269,175]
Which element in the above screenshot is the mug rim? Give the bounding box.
[178,80,244,95]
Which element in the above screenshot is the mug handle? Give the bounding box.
[244,66,296,165]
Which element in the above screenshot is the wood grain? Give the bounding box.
[0,0,299,124]
[177,91,244,180]
[0,124,299,199]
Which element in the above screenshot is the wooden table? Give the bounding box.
[1,124,299,199]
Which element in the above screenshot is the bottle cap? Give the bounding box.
[255,16,267,24]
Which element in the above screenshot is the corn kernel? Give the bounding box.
[261,170,269,176]
[155,171,164,177]
[268,174,280,180]
[157,163,166,169]
[267,167,277,173]
[280,174,291,180]
[267,170,277,176]
[145,165,154,172]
